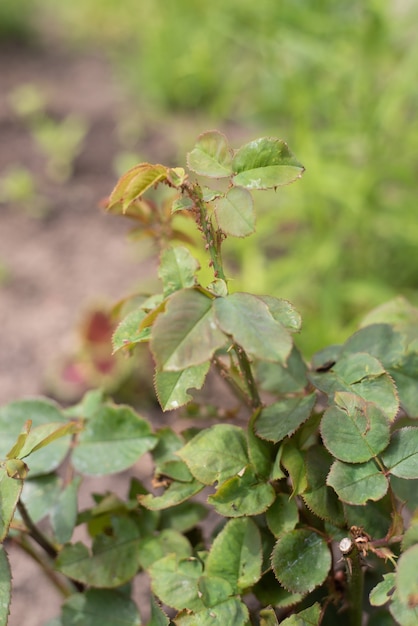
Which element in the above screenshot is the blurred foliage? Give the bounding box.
[3,0,418,354]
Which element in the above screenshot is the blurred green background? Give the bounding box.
[2,0,418,356]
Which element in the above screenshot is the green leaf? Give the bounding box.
[177,424,248,485]
[174,598,249,626]
[106,162,168,212]
[5,420,31,458]
[159,246,200,297]
[112,308,150,353]
[382,428,418,479]
[20,474,62,524]
[187,131,233,178]
[148,555,204,611]
[215,187,255,237]
[302,446,345,526]
[0,546,11,626]
[0,466,23,541]
[253,571,304,609]
[61,589,142,626]
[51,476,82,544]
[17,421,80,459]
[208,465,275,517]
[396,545,418,609]
[271,530,331,594]
[214,293,292,363]
[280,603,321,625]
[344,495,393,539]
[151,289,225,371]
[327,459,388,505]
[151,428,189,479]
[260,607,279,626]
[266,493,299,538]
[309,352,399,421]
[369,573,396,607]
[257,297,302,333]
[255,395,316,443]
[248,410,275,480]
[280,439,308,496]
[232,138,304,190]
[56,516,141,587]
[138,529,192,569]
[257,347,308,395]
[139,478,204,510]
[0,399,70,477]
[149,596,170,626]
[72,404,157,476]
[320,392,390,463]
[197,576,234,607]
[360,297,418,345]
[205,517,262,591]
[154,362,210,411]
[390,596,418,626]
[160,501,208,533]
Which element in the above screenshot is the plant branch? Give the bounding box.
[234,344,262,409]
[17,499,58,559]
[340,541,364,626]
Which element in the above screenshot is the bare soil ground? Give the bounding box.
[0,41,164,625]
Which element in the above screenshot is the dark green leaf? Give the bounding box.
[208,465,275,517]
[344,494,393,539]
[155,362,210,411]
[280,603,321,625]
[232,138,304,190]
[215,187,255,237]
[159,501,208,533]
[149,596,170,626]
[72,404,157,476]
[257,346,308,395]
[159,247,200,297]
[248,409,275,479]
[61,589,141,626]
[214,293,292,363]
[20,474,62,524]
[187,130,233,178]
[205,518,262,591]
[327,459,388,505]
[271,530,331,594]
[0,546,11,626]
[151,289,225,371]
[266,493,299,538]
[177,424,248,485]
[382,428,418,479]
[320,392,390,463]
[56,517,141,587]
[51,477,82,544]
[302,446,345,526]
[138,529,192,569]
[255,395,316,443]
[281,440,308,496]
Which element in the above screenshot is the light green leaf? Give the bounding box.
[151,289,225,371]
[205,517,262,591]
[5,420,31,459]
[155,362,210,411]
[159,247,200,297]
[208,465,275,517]
[174,598,249,626]
[187,130,233,178]
[281,439,308,496]
[0,546,11,626]
[106,162,167,212]
[56,517,141,587]
[390,589,418,626]
[255,395,316,443]
[17,421,80,459]
[20,474,62,524]
[197,576,234,608]
[302,446,345,526]
[369,573,396,607]
[272,530,331,594]
[139,479,204,510]
[51,476,82,544]
[159,501,208,533]
[266,493,299,538]
[232,138,304,190]
[280,603,321,625]
[149,555,204,611]
[320,392,390,463]
[327,459,388,505]
[0,399,70,477]
[257,297,302,333]
[214,293,292,363]
[215,187,255,237]
[72,404,157,476]
[0,466,23,541]
[61,589,142,626]
[309,352,399,421]
[396,545,418,610]
[149,596,170,626]
[177,424,248,485]
[112,308,149,353]
[260,607,279,626]
[382,428,418,479]
[138,529,192,569]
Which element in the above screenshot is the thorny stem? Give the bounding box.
[344,545,364,626]
[234,344,262,409]
[17,500,58,559]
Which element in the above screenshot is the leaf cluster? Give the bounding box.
[1,132,417,625]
